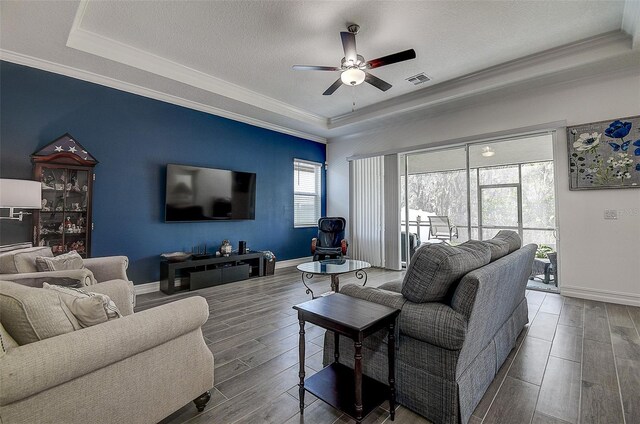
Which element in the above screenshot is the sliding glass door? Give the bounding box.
[479,184,521,239]
[401,147,469,263]
[402,133,558,291]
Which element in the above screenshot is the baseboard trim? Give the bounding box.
[134,257,312,295]
[560,285,640,307]
[134,281,160,295]
[275,257,313,270]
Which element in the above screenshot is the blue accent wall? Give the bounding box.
[0,61,326,284]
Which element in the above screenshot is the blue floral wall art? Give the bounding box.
[567,115,640,190]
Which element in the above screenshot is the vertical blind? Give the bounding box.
[294,159,321,227]
[349,156,385,267]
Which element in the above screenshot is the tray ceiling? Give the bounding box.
[1,1,639,142]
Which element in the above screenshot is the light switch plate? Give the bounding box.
[604,209,618,220]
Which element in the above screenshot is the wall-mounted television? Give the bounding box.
[165,164,256,222]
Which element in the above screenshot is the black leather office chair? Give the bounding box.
[311,217,348,261]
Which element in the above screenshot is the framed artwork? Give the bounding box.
[567,115,640,190]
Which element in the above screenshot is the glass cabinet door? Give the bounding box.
[63,169,89,255]
[36,166,92,257]
[38,167,66,254]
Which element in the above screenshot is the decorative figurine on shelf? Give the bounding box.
[69,175,81,192]
[41,198,51,211]
[42,171,55,190]
[69,240,86,254]
[220,240,232,257]
[55,173,65,191]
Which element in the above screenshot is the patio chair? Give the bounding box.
[427,216,458,241]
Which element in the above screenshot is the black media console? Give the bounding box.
[160,252,264,295]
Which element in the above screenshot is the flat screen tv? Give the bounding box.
[165,164,256,222]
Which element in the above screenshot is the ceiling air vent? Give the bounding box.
[405,73,431,85]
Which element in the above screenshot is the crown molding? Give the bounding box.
[0,49,327,144]
[328,55,640,144]
[67,0,327,129]
[328,31,634,130]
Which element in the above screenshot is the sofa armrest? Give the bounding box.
[340,283,407,310]
[0,296,209,405]
[82,256,129,282]
[0,269,95,288]
[88,279,136,316]
[379,280,402,293]
[399,301,467,350]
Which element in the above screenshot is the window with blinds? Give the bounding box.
[294,159,322,227]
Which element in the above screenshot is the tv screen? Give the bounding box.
[165,164,256,222]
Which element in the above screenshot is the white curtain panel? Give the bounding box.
[383,154,402,270]
[349,156,385,267]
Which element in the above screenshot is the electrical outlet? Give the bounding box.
[604,209,618,220]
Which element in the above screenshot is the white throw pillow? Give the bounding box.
[43,283,122,328]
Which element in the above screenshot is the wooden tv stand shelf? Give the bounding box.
[160,252,264,295]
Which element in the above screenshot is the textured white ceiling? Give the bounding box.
[0,1,636,142]
[77,0,625,117]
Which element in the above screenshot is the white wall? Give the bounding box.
[327,71,640,305]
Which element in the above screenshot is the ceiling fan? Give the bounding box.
[292,24,416,96]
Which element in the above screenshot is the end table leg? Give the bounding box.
[388,322,396,420]
[354,340,363,423]
[331,274,339,292]
[334,331,340,363]
[298,319,306,414]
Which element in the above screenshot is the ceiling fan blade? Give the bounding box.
[365,72,392,91]
[340,31,357,63]
[292,65,341,71]
[366,49,416,69]
[323,78,343,96]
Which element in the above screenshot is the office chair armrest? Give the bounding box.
[341,239,348,256]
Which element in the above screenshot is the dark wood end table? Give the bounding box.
[293,293,400,423]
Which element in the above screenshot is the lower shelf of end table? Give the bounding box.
[305,362,389,421]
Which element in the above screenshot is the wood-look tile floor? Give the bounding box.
[136,267,640,424]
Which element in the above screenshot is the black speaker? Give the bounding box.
[238,241,247,254]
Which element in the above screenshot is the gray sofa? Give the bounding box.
[323,231,536,424]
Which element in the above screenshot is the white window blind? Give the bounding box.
[350,156,385,267]
[294,159,321,227]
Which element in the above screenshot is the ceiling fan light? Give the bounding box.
[341,68,365,86]
[481,146,495,157]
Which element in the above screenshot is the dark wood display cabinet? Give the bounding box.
[31,134,98,258]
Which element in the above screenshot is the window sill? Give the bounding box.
[294,225,318,228]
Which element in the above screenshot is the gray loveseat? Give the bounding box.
[323,230,536,424]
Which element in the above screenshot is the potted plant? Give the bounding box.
[535,245,554,259]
